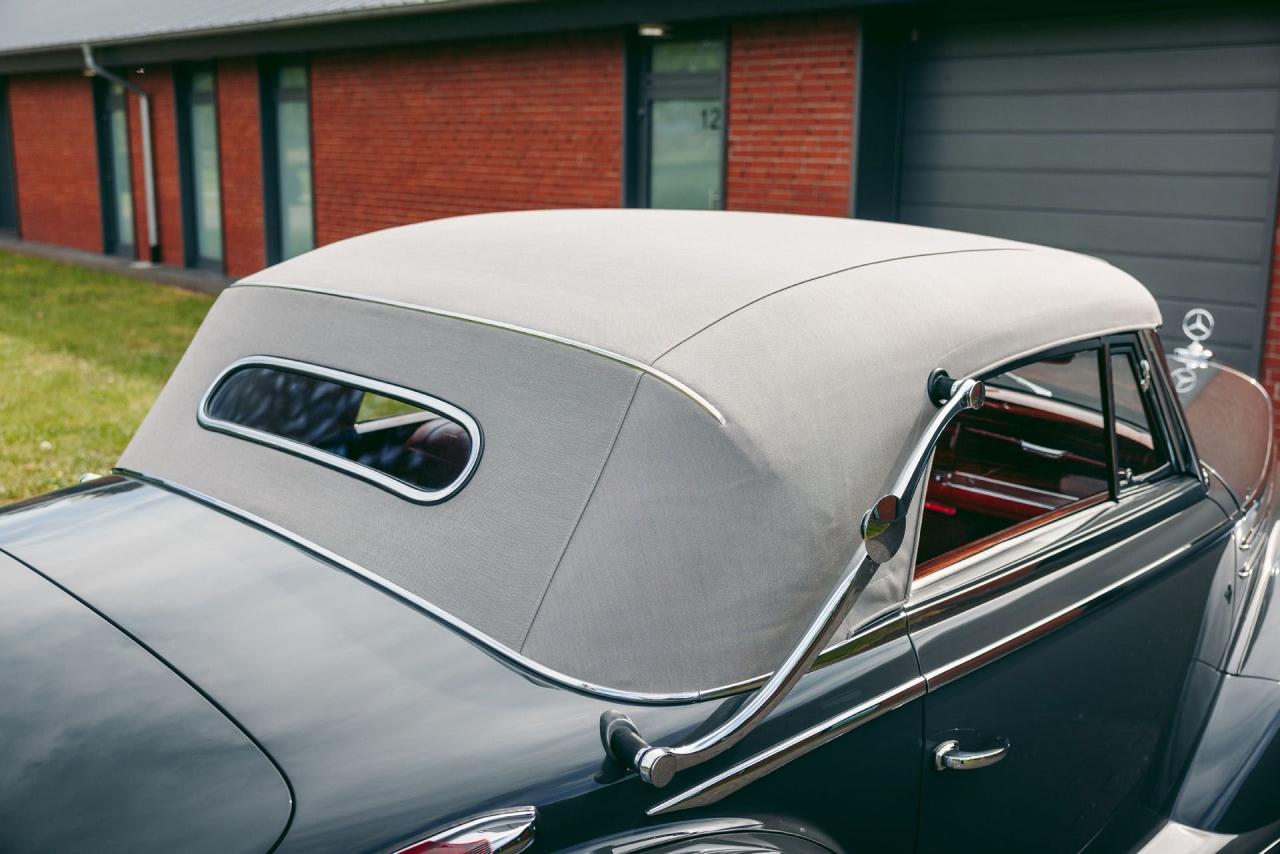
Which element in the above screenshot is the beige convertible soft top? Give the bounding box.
[121,209,1161,694]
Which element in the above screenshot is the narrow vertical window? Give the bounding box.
[95,80,135,256]
[0,77,17,234]
[262,61,314,263]
[629,35,726,210]
[178,66,223,270]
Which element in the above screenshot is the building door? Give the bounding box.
[94,80,135,257]
[0,78,17,234]
[178,66,224,271]
[882,4,1280,375]
[629,34,726,210]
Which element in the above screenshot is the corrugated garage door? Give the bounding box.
[897,6,1280,374]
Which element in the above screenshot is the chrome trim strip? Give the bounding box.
[1135,821,1234,854]
[400,806,536,854]
[647,677,926,815]
[113,467,891,705]
[234,281,727,425]
[197,356,483,504]
[921,516,1215,691]
[609,819,765,854]
[1225,520,1280,675]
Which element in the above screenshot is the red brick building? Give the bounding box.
[0,1,1278,405]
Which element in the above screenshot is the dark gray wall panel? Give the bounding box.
[897,4,1280,373]
[903,133,1275,174]
[900,171,1273,220]
[900,206,1269,263]
[904,92,1280,133]
[907,45,1280,95]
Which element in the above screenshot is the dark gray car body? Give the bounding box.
[2,210,1278,853]
[0,341,1276,853]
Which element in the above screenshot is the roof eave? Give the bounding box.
[0,0,905,74]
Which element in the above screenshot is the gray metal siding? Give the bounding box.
[897,6,1280,373]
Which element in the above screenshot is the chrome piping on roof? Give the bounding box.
[116,467,833,705]
[115,468,907,705]
[233,281,727,425]
[646,676,926,815]
[197,356,483,504]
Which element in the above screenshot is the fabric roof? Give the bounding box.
[241,209,1033,364]
[124,211,1162,694]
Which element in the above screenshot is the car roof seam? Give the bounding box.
[516,371,645,653]
[650,247,1031,366]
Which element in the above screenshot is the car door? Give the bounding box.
[906,334,1233,853]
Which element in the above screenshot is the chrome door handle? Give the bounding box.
[934,739,1009,771]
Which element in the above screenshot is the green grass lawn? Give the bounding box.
[0,252,212,502]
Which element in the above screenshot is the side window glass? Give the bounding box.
[915,348,1109,574]
[1110,351,1169,485]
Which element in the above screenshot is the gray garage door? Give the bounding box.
[897,5,1280,374]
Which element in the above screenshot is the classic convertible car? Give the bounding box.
[1,210,1277,854]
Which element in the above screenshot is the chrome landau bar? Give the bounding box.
[601,372,986,787]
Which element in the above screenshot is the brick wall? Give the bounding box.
[217,58,265,278]
[7,73,101,251]
[125,66,183,264]
[725,14,858,217]
[310,31,624,246]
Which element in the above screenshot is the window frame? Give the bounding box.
[259,57,315,265]
[92,77,135,258]
[175,62,225,272]
[911,333,1185,584]
[624,27,729,210]
[0,76,18,234]
[197,355,483,504]
[1108,341,1176,491]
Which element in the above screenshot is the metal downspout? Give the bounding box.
[81,44,158,263]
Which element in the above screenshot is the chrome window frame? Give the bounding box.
[1110,336,1178,491]
[908,330,1199,601]
[197,355,482,504]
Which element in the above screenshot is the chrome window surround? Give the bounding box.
[234,282,727,425]
[197,356,482,505]
[1113,336,1180,490]
[1140,329,1204,484]
[909,331,1196,600]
